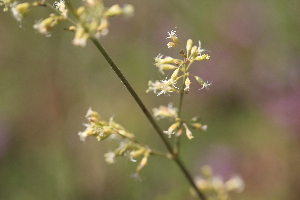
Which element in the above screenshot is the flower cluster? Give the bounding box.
[1,0,133,45]
[152,103,207,140]
[146,29,211,96]
[79,108,152,177]
[71,0,133,46]
[191,166,245,200]
[78,108,135,142]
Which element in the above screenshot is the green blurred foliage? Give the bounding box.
[1,0,300,199]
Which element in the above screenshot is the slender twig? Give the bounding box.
[177,75,187,117]
[173,64,187,154]
[90,37,206,200]
[150,150,171,159]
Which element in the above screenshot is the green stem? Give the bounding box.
[177,66,187,118]
[90,37,206,200]
[173,65,187,154]
[150,150,171,159]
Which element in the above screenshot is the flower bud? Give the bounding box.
[158,64,177,71]
[167,42,176,48]
[225,176,245,193]
[194,76,204,85]
[122,4,134,17]
[85,107,101,119]
[105,4,122,16]
[195,54,210,61]
[183,123,194,140]
[191,123,207,131]
[136,155,148,173]
[190,46,198,58]
[130,148,146,158]
[184,77,191,92]
[171,68,179,80]
[164,122,180,138]
[76,6,85,16]
[186,39,193,54]
[68,26,77,31]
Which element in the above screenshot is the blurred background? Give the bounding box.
[1,0,300,199]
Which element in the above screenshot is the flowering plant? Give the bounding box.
[1,0,244,199]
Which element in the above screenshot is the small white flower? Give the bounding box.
[166,29,177,40]
[72,26,89,47]
[152,103,178,119]
[129,150,137,162]
[10,2,21,22]
[104,151,116,164]
[122,4,134,17]
[146,77,178,96]
[196,40,209,56]
[53,0,64,9]
[10,2,31,26]
[167,42,175,48]
[183,123,194,140]
[184,77,191,92]
[154,54,164,63]
[163,122,179,138]
[78,131,88,142]
[166,28,180,45]
[225,175,245,193]
[85,107,93,118]
[33,19,51,37]
[163,129,176,138]
[157,79,176,96]
[201,125,208,131]
[199,81,212,90]
[53,0,68,18]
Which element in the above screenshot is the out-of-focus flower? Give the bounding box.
[191,165,245,199]
[10,2,31,23]
[152,103,178,119]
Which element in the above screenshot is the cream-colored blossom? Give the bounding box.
[33,18,52,37]
[166,29,180,45]
[10,2,31,23]
[104,151,116,164]
[191,123,207,131]
[122,4,134,17]
[104,4,122,16]
[164,122,180,138]
[225,175,245,193]
[195,54,210,61]
[196,40,206,56]
[146,78,178,96]
[192,166,244,199]
[199,81,212,90]
[53,0,68,18]
[183,123,194,140]
[78,131,88,142]
[184,77,191,92]
[72,26,89,47]
[152,103,178,119]
[186,39,193,56]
